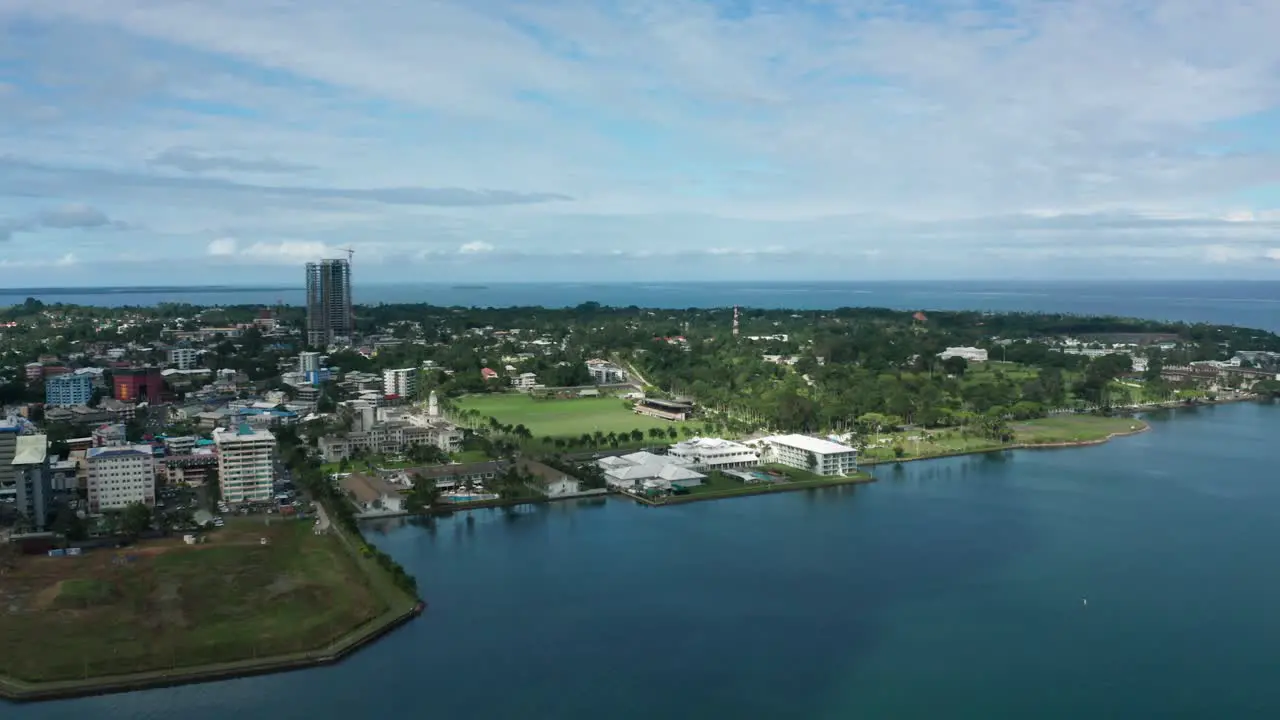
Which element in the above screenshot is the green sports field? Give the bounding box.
[457,394,690,438]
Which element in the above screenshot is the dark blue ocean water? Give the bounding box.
[8,401,1280,718]
[2,280,1279,331]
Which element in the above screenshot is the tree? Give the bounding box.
[121,502,153,536]
[807,451,818,470]
[943,355,969,377]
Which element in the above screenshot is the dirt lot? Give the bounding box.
[0,519,384,682]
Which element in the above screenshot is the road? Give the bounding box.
[314,502,331,532]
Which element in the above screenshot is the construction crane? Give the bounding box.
[339,247,354,264]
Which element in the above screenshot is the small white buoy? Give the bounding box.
[1082,598,1088,606]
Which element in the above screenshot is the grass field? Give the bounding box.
[0,520,384,682]
[458,394,692,438]
[860,414,1146,462]
[667,465,870,502]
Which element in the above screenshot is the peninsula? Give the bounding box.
[2,293,1278,700]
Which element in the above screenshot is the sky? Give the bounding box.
[1,0,1280,285]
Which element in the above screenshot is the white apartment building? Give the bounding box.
[383,367,417,398]
[168,347,200,370]
[586,359,629,384]
[668,437,760,470]
[938,347,989,363]
[86,445,157,512]
[213,425,276,503]
[758,434,858,477]
[298,351,323,374]
[511,372,538,389]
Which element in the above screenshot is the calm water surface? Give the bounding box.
[2,281,1279,330]
[9,401,1280,719]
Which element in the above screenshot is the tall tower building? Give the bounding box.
[305,258,353,347]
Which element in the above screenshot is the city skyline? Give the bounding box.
[2,1,1280,283]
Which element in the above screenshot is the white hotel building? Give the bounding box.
[383,367,417,398]
[86,445,157,512]
[213,425,277,503]
[668,437,760,470]
[758,434,858,477]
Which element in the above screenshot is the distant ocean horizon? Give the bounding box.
[2,280,1278,332]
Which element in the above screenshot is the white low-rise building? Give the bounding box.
[86,444,157,512]
[757,434,858,477]
[938,347,989,363]
[597,451,705,492]
[383,367,417,398]
[668,437,759,470]
[511,372,539,389]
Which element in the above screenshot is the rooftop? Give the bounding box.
[85,444,154,460]
[762,434,857,455]
[12,434,48,465]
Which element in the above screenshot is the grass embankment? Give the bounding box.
[859,414,1147,464]
[457,394,694,443]
[0,517,407,687]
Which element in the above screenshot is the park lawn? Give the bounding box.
[679,465,867,500]
[1012,415,1145,444]
[451,450,493,464]
[458,393,692,438]
[859,432,1005,462]
[0,519,384,683]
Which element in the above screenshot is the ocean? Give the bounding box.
[8,401,1280,718]
[2,280,1279,331]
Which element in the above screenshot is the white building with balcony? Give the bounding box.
[383,367,417,398]
[668,437,759,470]
[757,434,858,477]
[213,425,276,503]
[86,444,157,512]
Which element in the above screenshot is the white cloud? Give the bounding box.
[1,0,1279,280]
[458,241,494,254]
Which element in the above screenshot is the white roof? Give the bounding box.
[762,434,856,455]
[12,435,48,465]
[671,437,753,452]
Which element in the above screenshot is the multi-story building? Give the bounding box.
[383,367,416,398]
[113,366,165,404]
[25,362,43,381]
[168,347,200,370]
[92,423,128,448]
[162,436,196,455]
[45,373,93,407]
[86,444,157,512]
[213,425,276,503]
[586,359,629,384]
[511,372,539,389]
[305,258,353,347]
[668,437,760,470]
[299,351,323,374]
[757,434,858,477]
[13,434,51,531]
[0,422,18,503]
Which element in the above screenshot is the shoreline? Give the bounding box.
[860,419,1152,467]
[0,521,421,704]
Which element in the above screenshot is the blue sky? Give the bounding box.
[2,0,1280,285]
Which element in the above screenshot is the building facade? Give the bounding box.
[13,434,51,531]
[113,366,165,404]
[213,425,277,503]
[86,445,157,512]
[0,423,18,503]
[383,367,417,398]
[299,351,323,374]
[305,258,353,347]
[758,434,858,477]
[45,373,93,407]
[668,437,760,470]
[168,347,199,370]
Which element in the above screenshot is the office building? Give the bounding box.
[45,373,93,407]
[305,258,353,347]
[213,424,276,503]
[0,422,18,503]
[13,435,51,531]
[86,445,157,512]
[757,434,858,477]
[113,366,165,404]
[299,351,323,374]
[383,367,417,398]
[168,347,200,370]
[92,423,128,448]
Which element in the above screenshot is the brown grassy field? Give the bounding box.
[0,519,383,682]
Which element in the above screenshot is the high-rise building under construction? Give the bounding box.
[305,258,352,347]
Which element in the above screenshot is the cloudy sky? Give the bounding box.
[2,0,1280,285]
